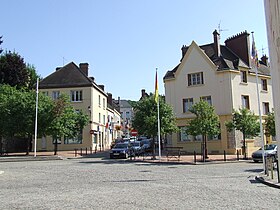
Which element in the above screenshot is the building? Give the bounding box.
[113,98,134,138]
[37,62,121,151]
[163,30,274,156]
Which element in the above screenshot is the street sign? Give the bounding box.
[131,129,138,136]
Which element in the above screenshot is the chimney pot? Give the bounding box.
[213,30,221,57]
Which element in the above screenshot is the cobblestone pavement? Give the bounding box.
[0,154,280,210]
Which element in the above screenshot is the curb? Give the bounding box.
[0,156,63,162]
[255,176,280,189]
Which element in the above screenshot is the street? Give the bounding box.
[0,156,279,210]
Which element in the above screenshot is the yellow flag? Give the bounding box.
[155,70,159,103]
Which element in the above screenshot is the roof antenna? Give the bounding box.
[218,20,228,39]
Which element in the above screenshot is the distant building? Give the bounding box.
[38,62,121,151]
[164,30,274,156]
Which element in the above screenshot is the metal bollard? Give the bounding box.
[224,150,226,161]
[74,149,77,157]
[86,147,88,155]
[194,151,196,163]
[90,147,92,154]
[80,148,83,156]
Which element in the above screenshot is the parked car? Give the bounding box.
[251,144,278,162]
[141,139,152,152]
[130,141,143,156]
[109,142,134,159]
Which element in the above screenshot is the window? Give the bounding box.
[98,95,101,107]
[241,95,250,109]
[178,127,193,141]
[103,98,105,109]
[52,91,60,100]
[99,113,101,123]
[70,90,83,102]
[261,79,268,91]
[263,102,270,115]
[194,135,202,141]
[187,72,204,86]
[183,98,193,112]
[103,115,105,125]
[64,130,83,144]
[240,70,247,83]
[126,111,130,119]
[200,96,212,105]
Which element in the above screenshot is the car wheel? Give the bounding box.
[253,160,259,163]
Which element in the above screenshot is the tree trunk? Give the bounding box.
[202,135,207,162]
[0,135,3,155]
[26,135,32,155]
[152,136,156,160]
[54,141,58,155]
[243,132,247,159]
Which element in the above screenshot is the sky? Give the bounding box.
[1,0,269,101]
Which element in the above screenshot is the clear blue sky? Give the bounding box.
[1,0,268,101]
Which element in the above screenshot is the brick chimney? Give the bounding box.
[79,63,89,76]
[107,93,113,106]
[261,55,268,66]
[99,85,104,91]
[225,31,250,66]
[141,89,146,98]
[213,30,221,57]
[181,45,188,60]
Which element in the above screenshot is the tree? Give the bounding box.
[0,36,3,54]
[0,51,40,89]
[186,100,220,162]
[46,94,89,155]
[264,111,275,139]
[226,108,260,159]
[132,95,178,158]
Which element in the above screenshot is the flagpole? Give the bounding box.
[34,78,39,157]
[156,68,161,159]
[252,32,265,172]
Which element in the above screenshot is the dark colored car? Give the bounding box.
[130,141,143,156]
[109,143,134,159]
[141,139,152,152]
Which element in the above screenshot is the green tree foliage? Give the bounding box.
[264,111,275,137]
[0,36,3,54]
[225,108,260,159]
[0,85,89,155]
[46,94,89,155]
[132,95,177,137]
[186,100,220,161]
[0,51,40,89]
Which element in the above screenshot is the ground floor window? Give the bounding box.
[64,130,83,144]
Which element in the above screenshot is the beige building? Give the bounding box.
[37,62,121,152]
[164,30,274,156]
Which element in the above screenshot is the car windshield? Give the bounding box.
[264,144,276,150]
[131,142,140,147]
[142,140,151,145]
[114,143,128,149]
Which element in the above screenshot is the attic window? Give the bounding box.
[187,72,204,86]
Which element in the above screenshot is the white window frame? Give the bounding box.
[52,91,60,100]
[261,79,268,91]
[188,72,204,86]
[263,102,270,115]
[240,70,247,83]
[183,98,193,113]
[241,95,250,109]
[70,90,83,102]
[200,96,212,105]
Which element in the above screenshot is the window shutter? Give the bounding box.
[201,72,204,84]
[183,99,186,113]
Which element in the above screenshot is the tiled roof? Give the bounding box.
[164,43,270,80]
[39,62,93,89]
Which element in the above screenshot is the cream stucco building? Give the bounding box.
[164,30,274,156]
[37,62,121,152]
